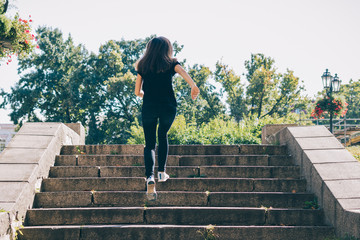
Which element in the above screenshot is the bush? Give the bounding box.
[127,114,298,145]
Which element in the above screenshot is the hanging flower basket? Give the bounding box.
[0,13,38,64]
[311,95,348,119]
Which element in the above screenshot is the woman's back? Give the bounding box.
[139,60,179,107]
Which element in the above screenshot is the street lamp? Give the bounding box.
[321,69,342,133]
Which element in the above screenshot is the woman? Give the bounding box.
[135,36,200,200]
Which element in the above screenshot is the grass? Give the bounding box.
[346,145,360,162]
[0,208,9,213]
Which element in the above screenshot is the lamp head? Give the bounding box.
[321,69,332,89]
[332,73,341,92]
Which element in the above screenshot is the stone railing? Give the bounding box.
[0,122,85,240]
[264,125,360,238]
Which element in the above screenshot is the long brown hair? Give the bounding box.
[137,36,175,75]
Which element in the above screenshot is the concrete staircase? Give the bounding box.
[19,145,334,240]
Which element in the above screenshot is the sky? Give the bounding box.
[1,0,360,123]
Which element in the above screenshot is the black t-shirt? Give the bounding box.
[138,61,180,107]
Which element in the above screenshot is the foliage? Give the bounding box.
[1,27,89,124]
[0,13,37,62]
[0,28,195,144]
[1,27,305,144]
[197,225,219,240]
[214,61,245,122]
[0,208,9,213]
[311,95,348,119]
[304,198,319,210]
[128,115,260,145]
[174,64,226,125]
[0,0,9,14]
[127,113,298,145]
[244,53,303,118]
[346,146,360,162]
[339,79,360,118]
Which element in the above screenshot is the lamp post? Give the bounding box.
[321,69,342,133]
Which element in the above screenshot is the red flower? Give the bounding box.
[36,45,40,48]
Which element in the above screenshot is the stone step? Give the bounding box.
[18,225,335,240]
[41,177,306,192]
[34,191,315,208]
[25,207,324,226]
[60,144,287,156]
[55,155,293,167]
[49,166,300,179]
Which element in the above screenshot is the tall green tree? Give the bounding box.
[174,64,226,125]
[244,53,303,118]
[214,61,245,122]
[1,26,89,124]
[339,79,360,119]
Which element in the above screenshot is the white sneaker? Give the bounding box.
[146,176,157,201]
[157,172,170,182]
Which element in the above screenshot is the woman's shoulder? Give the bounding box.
[171,58,180,65]
[171,58,181,70]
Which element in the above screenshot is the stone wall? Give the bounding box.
[272,125,360,238]
[0,123,85,240]
[261,123,298,144]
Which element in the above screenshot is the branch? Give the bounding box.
[261,94,285,118]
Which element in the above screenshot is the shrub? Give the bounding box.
[127,114,298,145]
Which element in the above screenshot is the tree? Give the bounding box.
[99,37,185,143]
[0,29,194,144]
[244,53,303,118]
[1,28,306,144]
[214,61,245,122]
[174,64,226,125]
[339,79,360,119]
[1,27,89,124]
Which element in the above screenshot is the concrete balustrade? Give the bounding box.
[267,125,360,238]
[0,123,84,240]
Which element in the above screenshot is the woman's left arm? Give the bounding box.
[135,74,144,98]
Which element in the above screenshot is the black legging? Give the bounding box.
[142,104,176,178]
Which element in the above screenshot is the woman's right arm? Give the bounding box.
[135,74,144,98]
[175,64,200,100]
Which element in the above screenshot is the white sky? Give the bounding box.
[1,0,360,123]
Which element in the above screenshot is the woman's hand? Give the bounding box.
[174,64,199,100]
[191,86,200,100]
